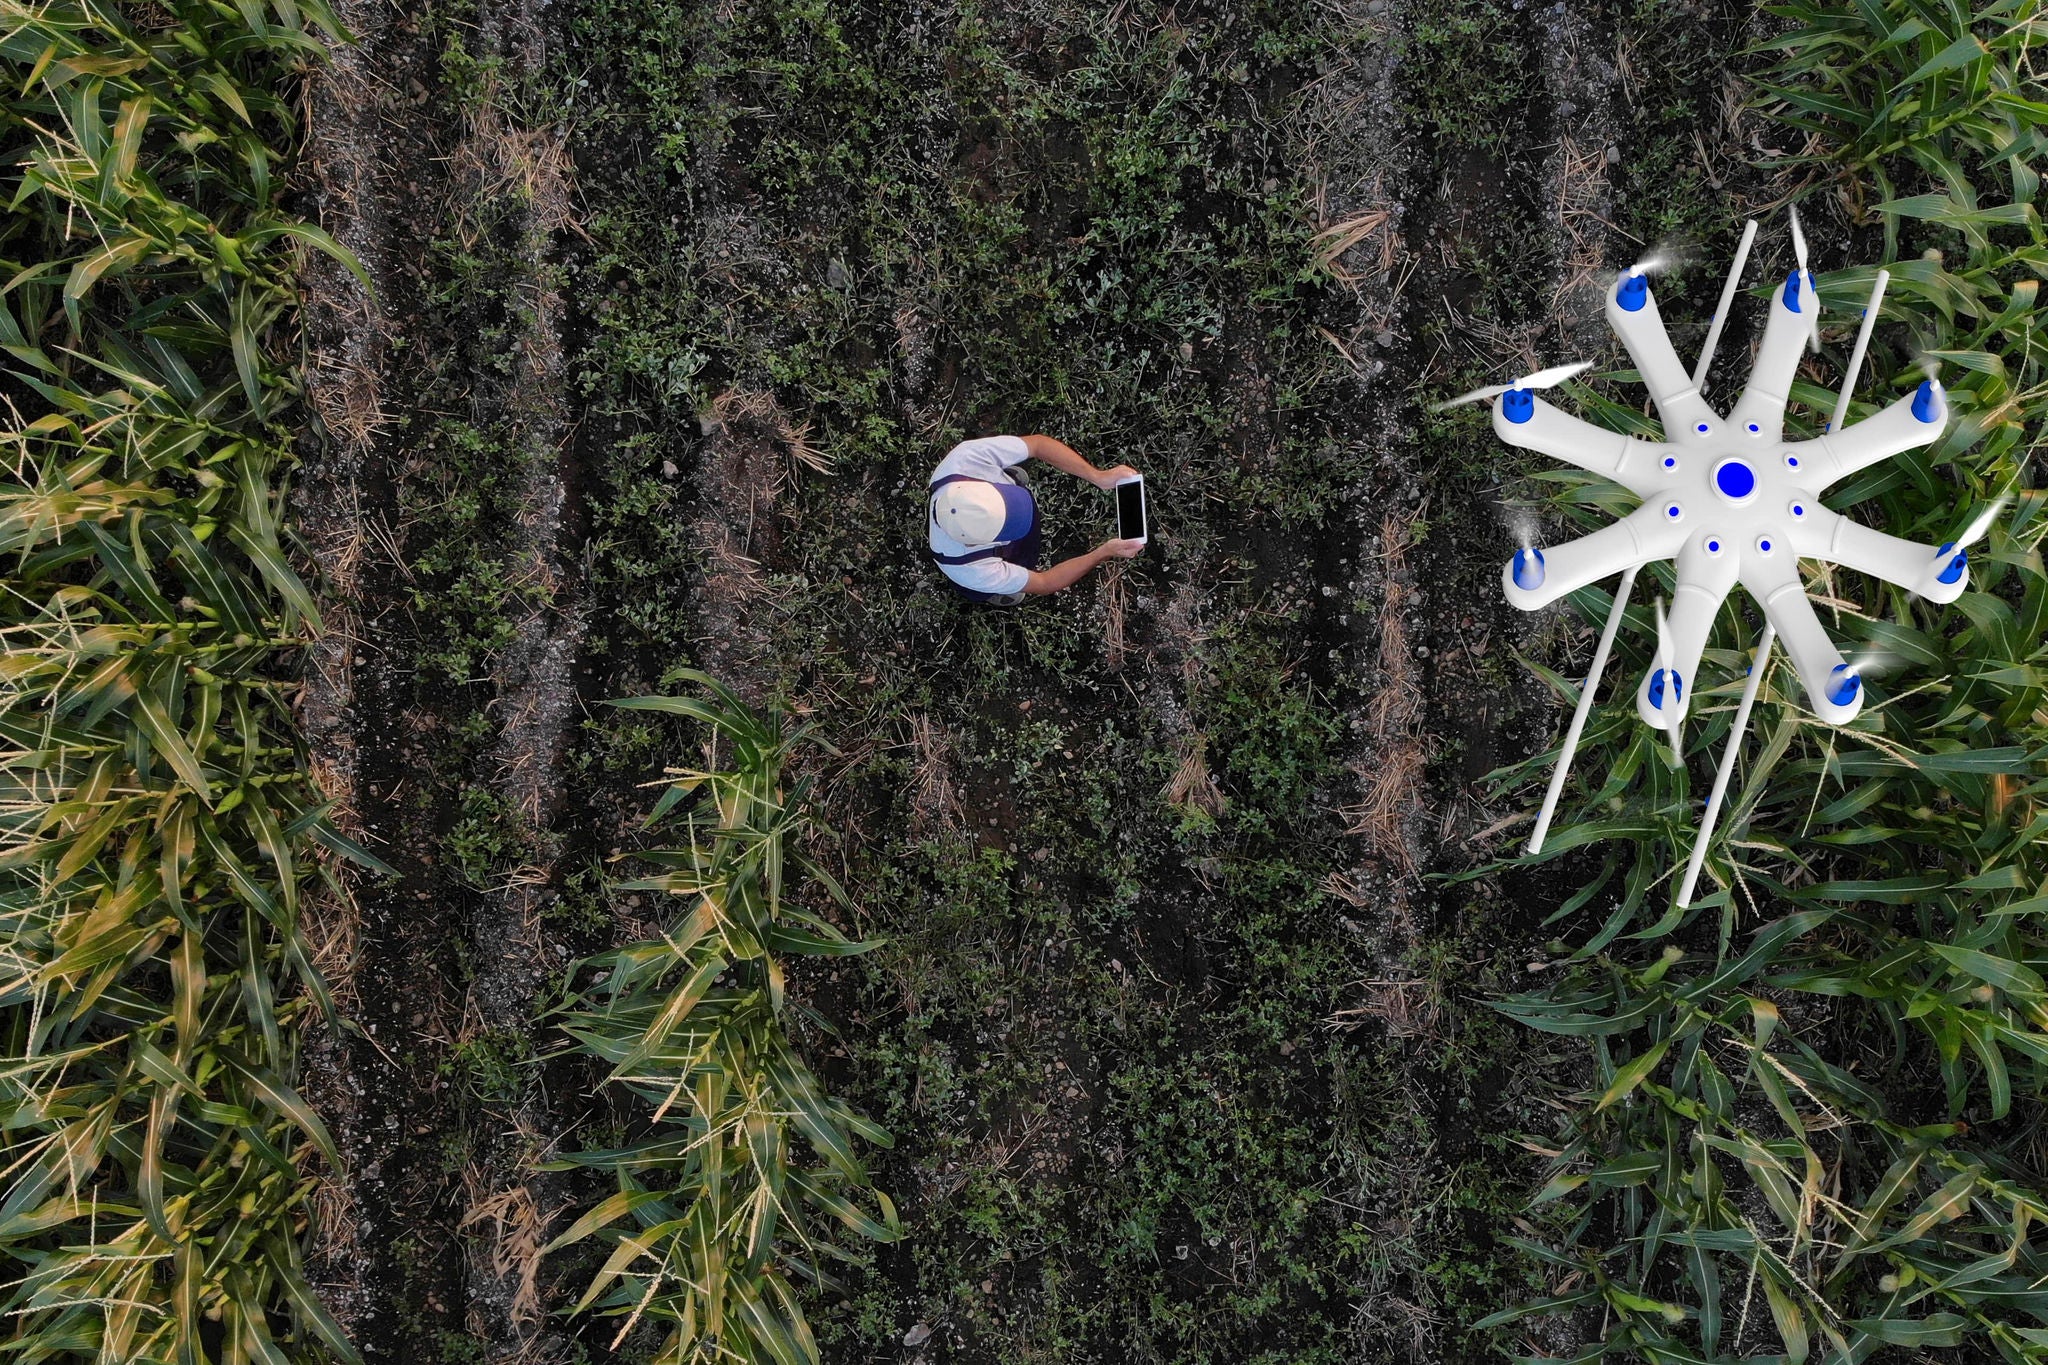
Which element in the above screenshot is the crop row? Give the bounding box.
[0,2,372,1360]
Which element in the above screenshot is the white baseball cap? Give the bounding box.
[932,479,1035,547]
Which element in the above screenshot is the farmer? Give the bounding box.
[927,433,1143,605]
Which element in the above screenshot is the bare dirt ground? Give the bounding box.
[291,0,1766,1359]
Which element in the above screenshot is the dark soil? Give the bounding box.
[290,0,1768,1360]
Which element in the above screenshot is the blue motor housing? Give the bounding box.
[1913,379,1941,423]
[1512,547,1545,591]
[1936,541,1966,585]
[1617,273,1648,312]
[1501,388,1534,424]
[1782,269,1804,311]
[1647,668,1683,710]
[1828,665,1862,706]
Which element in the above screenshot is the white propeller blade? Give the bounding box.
[1789,205,1819,352]
[1519,360,1594,390]
[1954,497,2008,551]
[1623,239,1691,279]
[1654,595,1672,714]
[1843,644,1902,680]
[1655,596,1681,760]
[1432,360,1591,411]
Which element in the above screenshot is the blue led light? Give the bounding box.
[1714,460,1756,500]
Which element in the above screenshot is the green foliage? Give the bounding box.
[0,0,367,1360]
[545,674,897,1364]
[1400,0,1524,158]
[552,0,1566,1356]
[1480,0,2048,1357]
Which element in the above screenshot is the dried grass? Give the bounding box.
[1311,208,1397,284]
[908,713,966,833]
[1163,731,1228,820]
[1101,562,1129,670]
[1343,514,1424,879]
[1327,977,1442,1040]
[449,93,582,248]
[460,1174,550,1328]
[1549,133,1614,315]
[711,386,833,486]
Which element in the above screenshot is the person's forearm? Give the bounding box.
[1022,433,1110,487]
[1023,546,1109,595]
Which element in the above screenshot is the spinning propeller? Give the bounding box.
[1789,205,1820,352]
[1432,361,1591,412]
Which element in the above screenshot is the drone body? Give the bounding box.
[1495,257,1953,728]
[1471,221,1993,902]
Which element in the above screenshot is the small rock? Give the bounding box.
[1374,330,1395,348]
[903,1323,933,1347]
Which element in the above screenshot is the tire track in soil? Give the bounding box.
[296,2,587,1360]
[1316,0,1627,1354]
[296,0,469,1351]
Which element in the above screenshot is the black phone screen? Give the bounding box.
[1116,481,1146,540]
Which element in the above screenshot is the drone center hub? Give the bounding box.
[1711,457,1758,504]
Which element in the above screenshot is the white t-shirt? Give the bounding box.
[928,435,1033,600]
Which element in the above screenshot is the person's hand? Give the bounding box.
[1093,463,1139,489]
[1099,537,1146,560]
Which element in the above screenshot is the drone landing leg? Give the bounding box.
[1676,621,1777,910]
[1691,218,1758,392]
[1828,269,1889,434]
[1528,566,1639,856]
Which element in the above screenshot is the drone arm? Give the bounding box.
[1802,504,1966,603]
[1743,557,1862,726]
[1635,534,1741,728]
[1606,278,1716,434]
[1795,384,1947,486]
[1493,396,1668,496]
[1727,271,1815,437]
[1503,503,1685,612]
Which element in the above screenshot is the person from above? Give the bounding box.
[926,433,1144,606]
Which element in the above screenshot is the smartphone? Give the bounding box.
[1115,475,1148,543]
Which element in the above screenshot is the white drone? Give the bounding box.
[1452,215,1997,907]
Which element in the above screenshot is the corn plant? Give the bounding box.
[1474,0,2048,1358]
[0,1,370,1360]
[545,673,898,1364]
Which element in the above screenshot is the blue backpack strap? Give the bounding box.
[932,545,1007,565]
